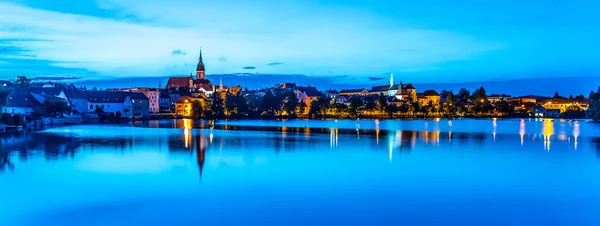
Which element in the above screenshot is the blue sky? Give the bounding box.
[0,0,599,94]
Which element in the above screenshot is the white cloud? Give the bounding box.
[0,1,502,79]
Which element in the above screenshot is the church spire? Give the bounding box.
[389,73,394,88]
[196,47,206,80]
[219,77,223,90]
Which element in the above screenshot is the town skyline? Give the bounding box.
[1,0,599,95]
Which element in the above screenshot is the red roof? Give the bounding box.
[167,77,191,88]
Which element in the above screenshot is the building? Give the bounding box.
[294,86,321,114]
[229,86,242,95]
[29,87,69,105]
[280,83,297,90]
[84,91,133,118]
[165,49,214,96]
[159,89,171,112]
[130,92,150,117]
[417,90,440,105]
[532,105,546,117]
[339,88,369,96]
[541,98,588,113]
[2,88,41,115]
[488,94,511,103]
[121,88,160,113]
[56,84,89,113]
[175,96,205,117]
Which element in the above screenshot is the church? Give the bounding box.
[368,73,417,101]
[165,49,216,95]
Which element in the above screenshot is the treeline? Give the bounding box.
[188,86,593,120]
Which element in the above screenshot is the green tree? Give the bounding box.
[298,101,307,116]
[495,100,514,116]
[385,104,398,118]
[588,87,600,121]
[457,88,470,103]
[349,97,363,117]
[15,76,31,88]
[191,100,203,119]
[210,92,225,118]
[443,90,456,116]
[43,100,71,117]
[246,94,263,116]
[282,91,298,116]
[308,100,322,118]
[377,95,387,116]
[261,91,279,116]
[364,98,376,117]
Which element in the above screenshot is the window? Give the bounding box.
[90,105,93,109]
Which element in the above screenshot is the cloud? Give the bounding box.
[0,1,504,82]
[267,62,284,66]
[368,77,385,81]
[242,66,256,70]
[171,49,187,55]
[31,76,80,81]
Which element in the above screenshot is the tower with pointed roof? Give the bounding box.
[196,48,206,80]
[389,73,394,88]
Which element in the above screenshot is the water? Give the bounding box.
[1,118,600,226]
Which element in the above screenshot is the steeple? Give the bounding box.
[219,77,223,90]
[389,73,394,88]
[196,47,206,80]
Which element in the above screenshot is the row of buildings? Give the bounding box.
[1,49,590,119]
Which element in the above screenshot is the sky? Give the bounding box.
[0,0,599,95]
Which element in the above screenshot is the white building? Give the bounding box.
[84,91,133,118]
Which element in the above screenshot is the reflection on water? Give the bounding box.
[2,119,600,226]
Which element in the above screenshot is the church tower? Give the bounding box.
[389,73,394,88]
[196,48,206,80]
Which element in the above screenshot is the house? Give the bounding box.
[2,88,41,115]
[422,90,441,104]
[29,87,69,105]
[295,86,321,114]
[325,89,339,99]
[130,92,150,117]
[532,105,546,117]
[229,86,242,95]
[121,88,160,113]
[280,83,297,90]
[175,96,205,117]
[55,84,89,113]
[295,86,321,103]
[369,85,390,96]
[159,89,171,112]
[542,98,588,113]
[84,91,132,118]
[339,88,369,96]
[488,94,511,103]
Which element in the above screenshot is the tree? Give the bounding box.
[191,100,203,119]
[457,88,470,103]
[588,87,600,121]
[281,91,298,116]
[209,92,225,118]
[495,100,514,116]
[246,94,263,116]
[349,97,363,117]
[471,86,490,114]
[364,98,376,117]
[94,106,104,114]
[261,91,279,116]
[298,102,307,116]
[43,100,71,117]
[385,104,398,118]
[377,95,387,116]
[15,76,31,87]
[443,90,456,116]
[308,100,321,118]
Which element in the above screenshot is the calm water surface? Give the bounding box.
[2,118,600,226]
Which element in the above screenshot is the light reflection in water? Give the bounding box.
[519,119,526,145]
[543,120,554,151]
[574,121,580,150]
